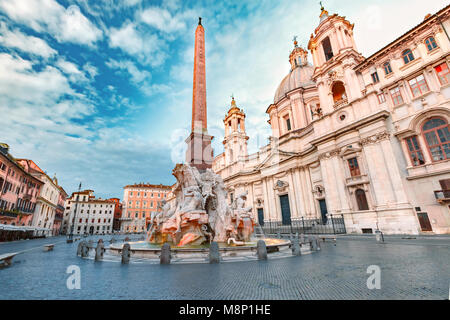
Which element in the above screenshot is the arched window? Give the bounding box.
[332,81,347,103]
[425,36,438,51]
[355,189,369,211]
[383,61,392,75]
[402,49,414,64]
[422,118,450,161]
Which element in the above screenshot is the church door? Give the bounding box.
[257,208,264,226]
[417,212,432,231]
[279,195,292,225]
[319,199,328,224]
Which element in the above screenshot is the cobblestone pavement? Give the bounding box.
[0,235,448,299]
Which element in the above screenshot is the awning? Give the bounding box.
[0,224,51,232]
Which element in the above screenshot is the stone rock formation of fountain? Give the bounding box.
[146,163,256,247]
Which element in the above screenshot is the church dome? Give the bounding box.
[274,63,315,104]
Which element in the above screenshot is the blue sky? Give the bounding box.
[0,0,447,199]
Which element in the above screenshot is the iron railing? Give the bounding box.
[258,214,346,235]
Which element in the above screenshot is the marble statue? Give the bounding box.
[146,164,256,247]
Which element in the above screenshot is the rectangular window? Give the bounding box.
[390,87,404,106]
[408,74,429,97]
[348,158,361,177]
[371,72,379,83]
[383,62,392,75]
[286,118,291,131]
[377,93,386,104]
[405,136,425,166]
[434,62,450,85]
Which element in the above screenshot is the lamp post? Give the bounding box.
[66,182,81,243]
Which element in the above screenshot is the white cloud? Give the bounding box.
[105,58,150,85]
[0,0,102,46]
[108,22,166,66]
[139,7,186,33]
[57,5,102,45]
[83,62,98,78]
[0,22,57,58]
[0,53,73,105]
[55,58,92,83]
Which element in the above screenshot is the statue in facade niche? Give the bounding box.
[146,163,256,246]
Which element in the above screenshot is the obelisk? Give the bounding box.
[185,17,213,171]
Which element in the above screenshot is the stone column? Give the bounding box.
[262,178,270,221]
[319,155,340,213]
[379,138,408,203]
[287,170,298,218]
[302,167,316,217]
[269,177,280,221]
[362,139,395,206]
[247,182,255,219]
[293,168,306,217]
[331,156,350,211]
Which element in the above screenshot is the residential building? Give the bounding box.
[107,197,123,231]
[62,190,114,235]
[121,183,171,233]
[16,159,64,236]
[0,143,44,226]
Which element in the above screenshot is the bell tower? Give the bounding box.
[307,4,364,112]
[223,97,248,166]
[289,37,308,70]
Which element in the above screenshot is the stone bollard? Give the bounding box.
[257,240,268,260]
[95,239,104,261]
[310,236,320,251]
[209,241,220,264]
[121,243,131,264]
[77,241,85,256]
[291,237,301,256]
[299,233,305,245]
[80,241,89,258]
[160,243,171,264]
[375,230,384,243]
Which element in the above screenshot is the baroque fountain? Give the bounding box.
[109,164,291,262]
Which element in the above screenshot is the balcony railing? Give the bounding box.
[0,210,19,218]
[333,98,348,109]
[119,217,133,221]
[259,215,346,235]
[346,174,369,186]
[434,189,450,203]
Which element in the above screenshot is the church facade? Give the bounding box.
[212,5,450,235]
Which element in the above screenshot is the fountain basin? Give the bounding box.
[109,238,291,260]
